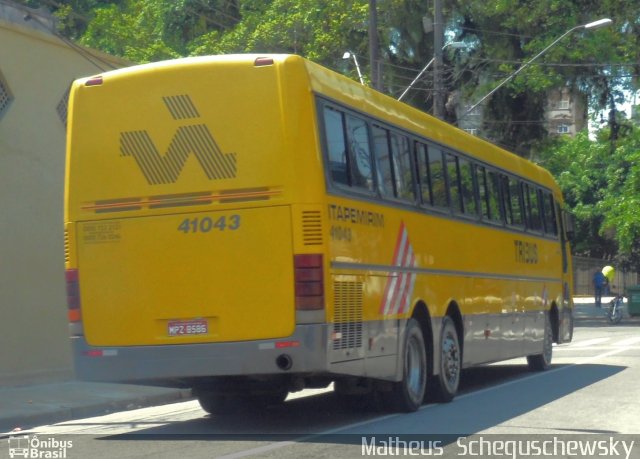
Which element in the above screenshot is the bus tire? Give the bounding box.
[527,312,552,371]
[381,318,427,412]
[430,316,461,403]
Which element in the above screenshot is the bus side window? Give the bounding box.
[458,157,477,216]
[542,192,558,235]
[507,177,524,228]
[415,142,433,205]
[525,184,543,232]
[372,125,394,198]
[476,165,490,220]
[390,132,415,202]
[345,114,374,192]
[323,106,349,186]
[429,146,448,209]
[487,170,504,223]
[446,153,462,214]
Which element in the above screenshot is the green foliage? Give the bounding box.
[538,127,640,269]
[452,0,640,153]
[19,0,640,267]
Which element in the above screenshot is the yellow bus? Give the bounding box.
[64,54,574,413]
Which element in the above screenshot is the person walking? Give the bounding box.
[593,269,607,308]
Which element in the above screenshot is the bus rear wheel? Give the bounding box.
[429,316,461,403]
[381,318,427,412]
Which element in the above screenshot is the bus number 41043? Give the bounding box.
[177,215,240,233]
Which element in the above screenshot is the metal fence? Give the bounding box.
[573,256,639,296]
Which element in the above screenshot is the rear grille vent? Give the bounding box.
[332,281,363,350]
[0,70,13,120]
[64,229,70,265]
[302,211,323,246]
[57,86,71,127]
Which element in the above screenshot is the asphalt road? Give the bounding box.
[5,311,640,459]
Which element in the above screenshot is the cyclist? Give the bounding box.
[602,265,615,296]
[592,270,607,308]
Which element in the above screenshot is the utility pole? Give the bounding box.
[369,0,382,91]
[432,0,444,118]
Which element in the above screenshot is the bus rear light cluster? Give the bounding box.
[294,254,324,310]
[66,269,83,332]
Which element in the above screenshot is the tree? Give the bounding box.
[451,0,640,155]
[538,124,640,270]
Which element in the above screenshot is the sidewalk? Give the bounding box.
[0,381,191,434]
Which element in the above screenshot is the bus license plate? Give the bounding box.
[168,320,208,336]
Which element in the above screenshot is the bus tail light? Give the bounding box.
[66,268,84,335]
[294,254,324,310]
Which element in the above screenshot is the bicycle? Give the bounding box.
[607,293,625,324]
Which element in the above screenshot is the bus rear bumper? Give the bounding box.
[71,324,329,384]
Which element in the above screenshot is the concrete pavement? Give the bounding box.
[0,297,625,435]
[0,381,191,434]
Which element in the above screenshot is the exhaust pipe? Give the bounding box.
[276,354,293,371]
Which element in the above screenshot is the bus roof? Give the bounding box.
[300,57,559,193]
[75,53,560,194]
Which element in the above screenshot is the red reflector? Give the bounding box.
[254,57,274,67]
[68,309,82,323]
[65,269,79,282]
[276,341,300,349]
[84,350,103,357]
[85,76,103,86]
[294,254,324,311]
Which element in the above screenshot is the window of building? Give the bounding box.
[557,124,569,134]
[558,99,570,110]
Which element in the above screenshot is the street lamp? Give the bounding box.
[342,51,365,85]
[460,18,612,119]
[398,41,466,101]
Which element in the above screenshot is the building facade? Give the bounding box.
[545,86,587,137]
[0,1,128,385]
[458,86,587,140]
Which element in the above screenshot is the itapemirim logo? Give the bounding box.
[119,95,237,185]
[7,434,73,458]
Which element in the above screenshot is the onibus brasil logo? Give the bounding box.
[7,434,73,458]
[119,94,237,185]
